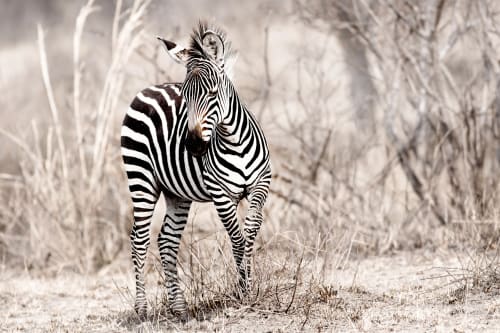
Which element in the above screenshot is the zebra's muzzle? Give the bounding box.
[185,130,209,157]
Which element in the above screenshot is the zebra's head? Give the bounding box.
[158,22,237,157]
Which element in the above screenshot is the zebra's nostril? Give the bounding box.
[193,122,203,137]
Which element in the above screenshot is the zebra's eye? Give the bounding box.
[208,86,218,96]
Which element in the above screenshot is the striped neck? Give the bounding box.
[216,81,249,146]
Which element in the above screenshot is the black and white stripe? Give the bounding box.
[121,22,271,320]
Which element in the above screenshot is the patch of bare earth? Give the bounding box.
[1,250,499,332]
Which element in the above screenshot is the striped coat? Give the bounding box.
[121,22,271,321]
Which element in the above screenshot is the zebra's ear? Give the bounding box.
[157,36,189,65]
[201,32,224,67]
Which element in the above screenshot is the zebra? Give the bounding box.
[121,22,272,320]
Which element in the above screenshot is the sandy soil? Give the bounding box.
[1,250,499,332]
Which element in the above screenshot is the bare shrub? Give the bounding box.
[0,0,150,273]
[371,0,500,227]
[268,28,396,254]
[290,0,500,249]
[117,228,365,330]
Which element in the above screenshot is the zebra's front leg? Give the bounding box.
[209,188,246,292]
[241,171,271,292]
[157,196,191,321]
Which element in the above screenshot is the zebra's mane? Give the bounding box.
[188,21,236,68]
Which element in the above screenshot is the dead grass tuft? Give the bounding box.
[126,230,376,330]
[0,0,150,273]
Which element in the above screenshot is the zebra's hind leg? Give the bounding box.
[129,189,160,320]
[241,170,271,292]
[157,195,192,321]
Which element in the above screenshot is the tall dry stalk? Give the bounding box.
[0,0,150,273]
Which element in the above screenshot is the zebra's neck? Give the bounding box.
[217,81,252,146]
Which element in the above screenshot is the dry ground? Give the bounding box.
[1,250,498,332]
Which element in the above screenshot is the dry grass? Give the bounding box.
[2,244,498,332]
[0,0,150,273]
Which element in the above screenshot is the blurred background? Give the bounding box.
[0,0,499,275]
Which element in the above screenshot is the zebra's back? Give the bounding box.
[121,83,211,202]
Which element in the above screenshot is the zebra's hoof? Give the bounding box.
[178,311,190,323]
[170,300,189,322]
[172,309,189,323]
[232,281,249,300]
[135,306,147,322]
